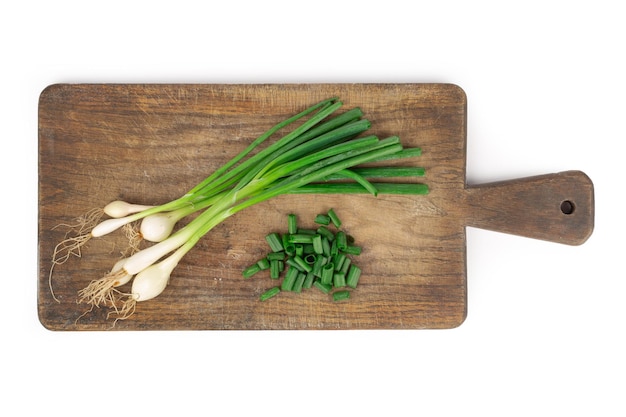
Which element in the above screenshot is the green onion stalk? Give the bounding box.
[50,97,428,320]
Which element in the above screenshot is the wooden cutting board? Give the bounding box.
[37,83,594,331]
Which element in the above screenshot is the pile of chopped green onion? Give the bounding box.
[49,97,428,321]
[243,209,362,302]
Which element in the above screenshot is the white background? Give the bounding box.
[3,1,623,415]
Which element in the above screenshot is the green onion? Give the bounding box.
[332,290,351,301]
[314,214,331,225]
[288,233,314,244]
[333,253,346,271]
[260,287,281,301]
[343,245,362,256]
[303,272,315,289]
[367,146,422,162]
[312,255,327,277]
[270,259,281,279]
[327,208,342,228]
[333,272,346,288]
[267,251,285,261]
[313,281,332,294]
[281,267,299,291]
[242,210,366,303]
[61,98,427,320]
[286,257,305,272]
[291,183,429,195]
[321,263,335,285]
[293,272,306,293]
[346,265,362,289]
[312,234,323,254]
[323,166,425,180]
[288,213,297,234]
[316,226,334,241]
[265,232,284,252]
[321,236,331,257]
[243,263,261,279]
[335,231,348,251]
[292,255,313,273]
[256,258,270,270]
[340,257,352,274]
[284,242,296,256]
[331,169,378,196]
[304,253,317,264]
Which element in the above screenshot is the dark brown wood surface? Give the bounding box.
[37,84,594,331]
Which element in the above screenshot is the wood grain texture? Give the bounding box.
[465,171,594,245]
[37,83,593,331]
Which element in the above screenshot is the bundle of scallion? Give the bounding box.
[49,97,428,320]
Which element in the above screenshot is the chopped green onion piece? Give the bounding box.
[270,259,281,279]
[312,255,327,277]
[342,245,362,255]
[330,239,339,256]
[328,208,342,228]
[293,255,313,273]
[312,234,323,254]
[333,253,346,271]
[257,258,270,270]
[260,287,281,301]
[333,290,351,301]
[288,213,297,234]
[314,214,331,225]
[303,272,315,289]
[286,257,305,272]
[313,281,332,294]
[335,231,347,251]
[288,233,314,244]
[243,263,261,279]
[281,267,299,291]
[267,251,286,261]
[293,272,306,293]
[302,244,315,254]
[304,253,317,264]
[284,242,296,256]
[317,226,334,241]
[346,265,362,289]
[340,257,352,274]
[333,272,346,288]
[321,236,331,256]
[265,232,284,252]
[321,263,334,285]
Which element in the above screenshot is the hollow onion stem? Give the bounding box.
[290,182,429,195]
[188,100,343,199]
[331,169,379,196]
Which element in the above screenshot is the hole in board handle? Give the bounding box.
[560,200,575,215]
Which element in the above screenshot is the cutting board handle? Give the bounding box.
[464,170,594,245]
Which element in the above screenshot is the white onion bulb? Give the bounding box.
[103,200,154,218]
